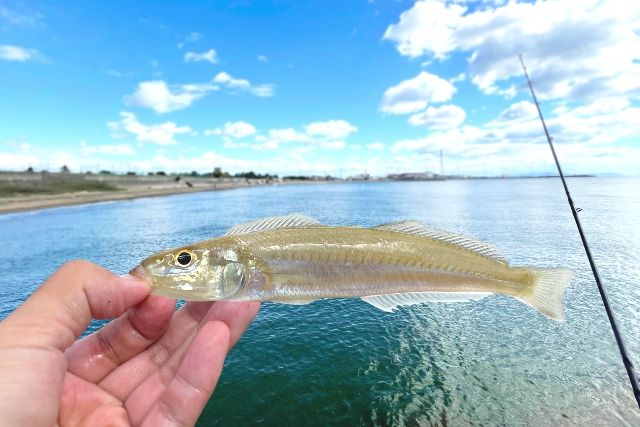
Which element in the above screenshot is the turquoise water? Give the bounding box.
[1,178,639,425]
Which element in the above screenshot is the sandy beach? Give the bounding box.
[0,173,280,215]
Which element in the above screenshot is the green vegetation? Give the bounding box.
[205,167,231,178]
[0,180,120,197]
[283,175,312,180]
[234,171,277,179]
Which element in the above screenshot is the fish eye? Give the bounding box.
[175,251,193,267]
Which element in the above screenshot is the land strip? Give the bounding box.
[0,172,278,215]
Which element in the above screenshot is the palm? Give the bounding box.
[61,299,259,426]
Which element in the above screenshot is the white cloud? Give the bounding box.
[0,138,258,174]
[391,125,485,154]
[257,54,268,63]
[106,69,134,78]
[213,72,275,97]
[1,137,357,176]
[384,0,640,101]
[388,96,640,175]
[125,71,274,113]
[319,140,345,150]
[257,128,310,145]
[124,71,275,113]
[108,112,192,145]
[380,71,456,114]
[80,141,136,156]
[228,119,359,151]
[184,49,218,64]
[0,4,43,27]
[304,120,358,139]
[186,32,202,42]
[124,80,217,113]
[0,151,40,170]
[223,138,280,151]
[367,142,385,150]
[449,72,466,84]
[408,104,466,129]
[383,0,466,59]
[0,45,45,62]
[205,121,257,138]
[177,32,202,49]
[135,151,251,173]
[491,100,537,124]
[387,139,640,177]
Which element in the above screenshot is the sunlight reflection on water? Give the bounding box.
[1,178,639,425]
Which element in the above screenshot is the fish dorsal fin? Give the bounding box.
[373,221,508,264]
[226,214,321,235]
[362,292,492,312]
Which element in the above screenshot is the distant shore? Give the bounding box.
[0,171,604,215]
[0,183,251,215]
[0,172,306,215]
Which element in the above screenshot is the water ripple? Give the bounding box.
[1,178,639,425]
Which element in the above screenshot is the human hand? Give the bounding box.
[0,260,260,426]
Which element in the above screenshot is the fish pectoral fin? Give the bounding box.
[275,299,317,305]
[373,221,508,264]
[225,214,322,235]
[362,292,492,312]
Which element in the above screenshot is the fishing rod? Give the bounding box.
[519,54,640,409]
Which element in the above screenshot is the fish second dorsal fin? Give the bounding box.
[226,214,321,235]
[373,221,508,264]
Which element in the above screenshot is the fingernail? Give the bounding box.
[118,273,150,289]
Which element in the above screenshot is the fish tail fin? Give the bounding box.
[517,268,574,321]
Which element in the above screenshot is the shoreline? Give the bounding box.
[0,181,272,215]
[0,174,616,216]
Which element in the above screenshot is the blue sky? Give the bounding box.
[1,0,639,176]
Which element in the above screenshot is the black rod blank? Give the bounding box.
[519,54,640,409]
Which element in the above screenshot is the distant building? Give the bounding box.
[346,173,370,181]
[386,172,445,181]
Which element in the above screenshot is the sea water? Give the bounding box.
[1,178,639,425]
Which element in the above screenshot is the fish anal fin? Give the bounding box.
[362,292,492,312]
[373,221,508,264]
[226,214,321,235]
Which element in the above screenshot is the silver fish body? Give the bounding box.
[132,214,574,320]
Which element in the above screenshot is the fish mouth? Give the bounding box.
[129,264,151,283]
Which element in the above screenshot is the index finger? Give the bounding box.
[65,295,176,383]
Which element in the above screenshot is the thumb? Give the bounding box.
[0,260,149,351]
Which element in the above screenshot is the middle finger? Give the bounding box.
[98,301,213,400]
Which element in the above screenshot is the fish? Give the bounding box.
[131,214,574,320]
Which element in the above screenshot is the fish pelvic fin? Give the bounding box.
[518,268,574,321]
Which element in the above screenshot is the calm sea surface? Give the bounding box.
[1,178,639,426]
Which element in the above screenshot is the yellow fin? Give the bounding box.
[517,268,574,321]
[374,221,508,264]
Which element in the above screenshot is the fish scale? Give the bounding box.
[134,214,574,320]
